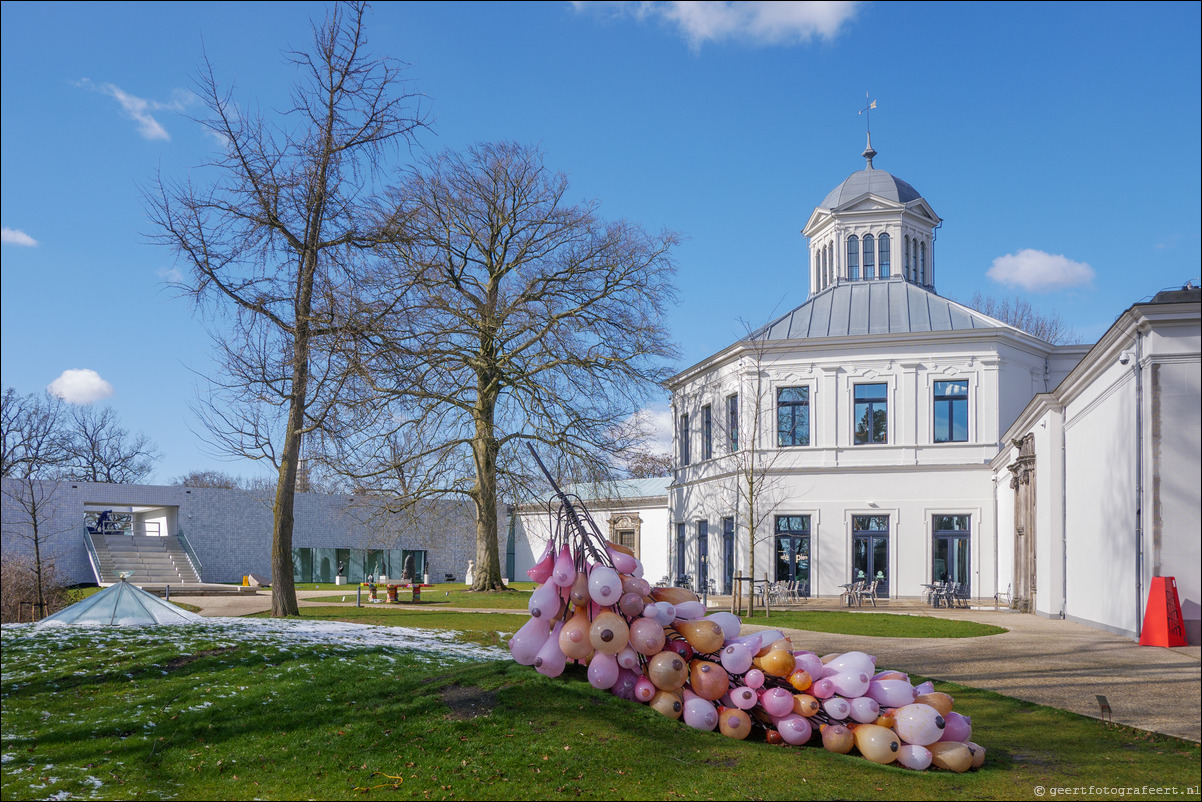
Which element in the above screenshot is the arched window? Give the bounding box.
[919,241,926,285]
[878,233,891,278]
[913,239,919,282]
[847,235,860,280]
[904,235,910,279]
[863,234,875,280]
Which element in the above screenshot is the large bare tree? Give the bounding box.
[147,2,427,615]
[62,404,161,484]
[344,142,679,591]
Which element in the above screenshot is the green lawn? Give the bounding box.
[741,610,1007,638]
[306,584,534,609]
[2,620,1197,801]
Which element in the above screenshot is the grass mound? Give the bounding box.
[3,620,1197,800]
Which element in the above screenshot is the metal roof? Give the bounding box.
[820,167,923,208]
[562,476,670,502]
[754,278,1019,341]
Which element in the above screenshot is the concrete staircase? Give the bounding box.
[88,534,202,585]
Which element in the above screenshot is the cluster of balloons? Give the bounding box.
[509,538,984,772]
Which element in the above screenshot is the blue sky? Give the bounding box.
[3,1,1199,483]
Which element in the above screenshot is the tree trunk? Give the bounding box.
[470,381,507,592]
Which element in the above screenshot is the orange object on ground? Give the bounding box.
[1139,576,1186,647]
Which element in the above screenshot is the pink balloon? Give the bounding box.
[822,696,851,720]
[829,670,871,698]
[616,644,640,670]
[618,592,645,618]
[509,616,551,665]
[528,581,560,619]
[939,711,972,742]
[744,668,765,689]
[611,668,640,700]
[633,675,657,702]
[727,685,758,710]
[551,545,575,587]
[682,693,718,731]
[775,714,813,745]
[894,703,946,746]
[759,687,794,718]
[673,601,707,620]
[897,744,933,770]
[534,621,566,678]
[849,696,881,724]
[629,617,667,656]
[589,565,623,605]
[719,643,753,674]
[527,542,555,583]
[810,677,836,699]
[823,650,876,677]
[587,652,619,690]
[607,545,638,574]
[793,652,825,681]
[867,679,917,708]
[706,612,741,640]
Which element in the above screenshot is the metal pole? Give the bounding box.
[356,584,362,608]
[165,585,170,602]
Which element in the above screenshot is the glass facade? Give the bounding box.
[291,548,426,584]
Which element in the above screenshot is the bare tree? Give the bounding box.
[147,2,427,616]
[62,404,161,483]
[728,322,792,616]
[626,449,673,479]
[172,469,241,489]
[345,142,679,592]
[0,388,72,620]
[965,291,1079,344]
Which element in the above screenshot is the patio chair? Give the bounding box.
[840,580,865,608]
[855,579,880,607]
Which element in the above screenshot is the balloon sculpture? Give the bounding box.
[509,446,985,772]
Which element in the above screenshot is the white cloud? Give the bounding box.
[574,1,861,49]
[75,79,192,141]
[2,227,38,247]
[629,404,674,454]
[156,266,184,284]
[986,249,1095,292]
[47,369,114,405]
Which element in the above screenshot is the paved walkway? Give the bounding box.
[171,589,1201,743]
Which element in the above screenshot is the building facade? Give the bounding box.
[666,141,1200,643]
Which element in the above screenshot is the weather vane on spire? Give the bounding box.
[859,93,878,169]
[859,93,877,134]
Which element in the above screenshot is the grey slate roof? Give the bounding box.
[755,278,1019,341]
[563,476,670,502]
[820,168,923,208]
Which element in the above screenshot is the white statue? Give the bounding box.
[465,559,475,585]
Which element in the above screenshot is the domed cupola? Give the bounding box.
[802,135,942,297]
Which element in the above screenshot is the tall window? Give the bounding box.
[904,235,911,279]
[675,523,687,579]
[847,235,860,281]
[853,515,890,595]
[912,239,919,282]
[863,234,875,280]
[721,517,735,595]
[919,241,926,285]
[878,233,891,278]
[679,413,690,466]
[727,394,738,452]
[934,380,969,442]
[823,246,830,286]
[854,383,888,444]
[696,520,709,593]
[774,515,811,597]
[933,515,971,595]
[777,386,810,447]
[701,404,712,460]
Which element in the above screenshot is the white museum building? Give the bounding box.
[660,139,1201,644]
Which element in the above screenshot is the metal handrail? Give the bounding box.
[81,527,105,584]
[175,528,203,579]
